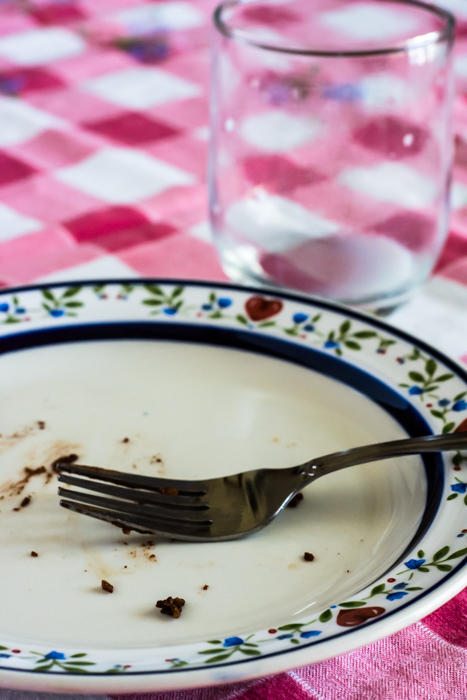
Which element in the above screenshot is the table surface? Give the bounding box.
[0,1,467,699]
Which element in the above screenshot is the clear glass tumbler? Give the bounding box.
[209,0,455,313]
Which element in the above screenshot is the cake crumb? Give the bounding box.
[287,493,304,508]
[303,552,314,562]
[37,421,46,430]
[101,580,114,593]
[202,584,209,590]
[122,528,131,535]
[122,437,129,443]
[156,596,185,618]
[30,551,38,557]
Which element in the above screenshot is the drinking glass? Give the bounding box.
[209,0,455,313]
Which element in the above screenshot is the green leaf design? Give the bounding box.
[370,584,386,597]
[236,314,248,325]
[445,547,467,561]
[454,391,467,402]
[319,609,333,623]
[399,383,410,388]
[447,493,458,500]
[209,292,216,303]
[143,299,163,306]
[61,666,91,674]
[145,284,164,296]
[340,320,351,334]
[430,410,444,419]
[70,653,87,658]
[433,546,449,561]
[63,301,83,308]
[339,601,366,608]
[443,423,456,434]
[122,284,133,293]
[344,341,361,350]
[418,567,430,572]
[452,453,462,467]
[33,663,54,672]
[105,668,125,674]
[278,623,303,631]
[93,285,105,293]
[434,374,455,383]
[417,550,425,558]
[436,564,452,572]
[207,640,222,644]
[408,371,425,382]
[426,359,437,376]
[171,286,184,299]
[0,646,8,651]
[290,639,300,644]
[205,654,233,664]
[312,314,321,323]
[62,286,81,298]
[239,649,261,656]
[42,289,55,302]
[352,331,377,338]
[464,494,467,506]
[62,661,95,666]
[335,348,343,357]
[258,321,276,328]
[198,649,226,654]
[423,385,439,392]
[42,302,52,312]
[405,587,423,591]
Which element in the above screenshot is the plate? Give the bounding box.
[0,279,466,694]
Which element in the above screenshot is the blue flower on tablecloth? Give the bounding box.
[0,303,9,312]
[452,400,467,412]
[223,637,244,647]
[322,82,362,101]
[404,558,426,569]
[393,582,408,590]
[217,298,232,308]
[300,630,321,638]
[324,340,339,349]
[45,651,66,660]
[49,309,65,317]
[386,591,408,601]
[293,313,308,324]
[163,307,178,316]
[276,634,293,640]
[451,483,467,493]
[303,324,315,332]
[409,386,424,395]
[438,398,450,407]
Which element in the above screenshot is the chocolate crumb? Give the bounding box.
[287,493,304,508]
[202,584,209,590]
[149,554,157,560]
[13,508,20,512]
[156,596,185,618]
[303,552,315,561]
[37,421,46,430]
[20,496,31,508]
[30,551,38,557]
[101,580,114,593]
[346,570,350,573]
[51,454,79,472]
[158,487,179,496]
[122,438,129,443]
[122,528,131,535]
[124,565,127,569]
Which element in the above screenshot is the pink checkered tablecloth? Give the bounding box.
[1,1,467,699]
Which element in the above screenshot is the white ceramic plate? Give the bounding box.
[0,279,466,694]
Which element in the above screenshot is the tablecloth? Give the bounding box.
[0,0,467,698]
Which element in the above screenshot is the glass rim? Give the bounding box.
[213,0,456,58]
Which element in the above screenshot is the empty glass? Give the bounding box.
[209,0,455,313]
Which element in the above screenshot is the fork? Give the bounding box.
[56,432,467,542]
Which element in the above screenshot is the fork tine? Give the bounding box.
[59,500,212,541]
[58,488,213,526]
[55,463,207,496]
[57,474,209,510]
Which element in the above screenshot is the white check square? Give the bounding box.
[0,28,85,66]
[55,147,196,203]
[0,96,65,147]
[0,203,42,242]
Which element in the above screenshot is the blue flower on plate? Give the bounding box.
[404,558,426,569]
[202,304,212,311]
[300,630,321,638]
[438,398,450,407]
[276,633,293,640]
[45,651,66,660]
[386,591,408,601]
[393,582,408,590]
[50,309,64,317]
[223,637,244,647]
[452,400,467,412]
[303,323,315,332]
[0,654,10,658]
[451,483,467,493]
[324,340,339,349]
[217,298,232,308]
[163,307,178,316]
[408,386,424,395]
[15,307,26,314]
[0,303,9,312]
[293,313,308,324]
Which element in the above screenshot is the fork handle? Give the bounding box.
[300,431,467,479]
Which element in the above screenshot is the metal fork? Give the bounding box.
[57,432,467,542]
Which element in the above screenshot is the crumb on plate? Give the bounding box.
[101,580,114,593]
[156,596,185,618]
[303,552,314,562]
